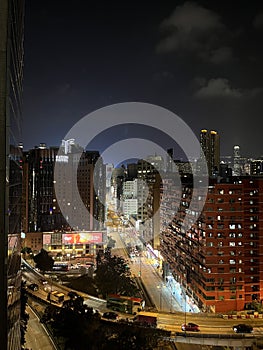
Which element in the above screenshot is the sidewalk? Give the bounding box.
[25,306,56,350]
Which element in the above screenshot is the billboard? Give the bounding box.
[62,232,103,245]
[43,234,51,245]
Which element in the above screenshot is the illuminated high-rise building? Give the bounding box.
[233,145,241,176]
[137,159,161,249]
[161,175,263,313]
[200,129,220,176]
[53,145,106,232]
[0,0,25,348]
[22,144,69,233]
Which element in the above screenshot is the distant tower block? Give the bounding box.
[200,129,220,176]
[166,148,174,172]
[233,145,241,176]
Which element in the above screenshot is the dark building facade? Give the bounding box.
[23,145,106,234]
[160,175,263,313]
[200,129,220,176]
[137,159,161,249]
[0,0,25,348]
[22,144,68,233]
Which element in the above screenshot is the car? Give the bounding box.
[39,278,48,285]
[181,322,200,332]
[233,324,253,333]
[102,311,119,320]
[28,283,39,291]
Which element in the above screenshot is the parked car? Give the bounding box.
[102,311,119,320]
[181,322,200,332]
[28,283,39,291]
[233,324,253,333]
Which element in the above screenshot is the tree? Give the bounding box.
[43,295,171,350]
[21,246,33,260]
[94,254,139,297]
[21,246,32,255]
[47,294,101,349]
[107,236,116,249]
[99,321,171,350]
[33,248,54,272]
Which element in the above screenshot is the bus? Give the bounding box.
[52,262,69,272]
[106,297,130,313]
[107,294,145,314]
[47,290,65,304]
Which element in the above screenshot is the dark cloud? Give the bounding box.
[204,46,233,64]
[253,12,263,29]
[194,78,242,99]
[194,78,263,100]
[156,1,231,65]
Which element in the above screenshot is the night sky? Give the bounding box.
[22,1,263,161]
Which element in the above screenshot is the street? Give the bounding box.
[109,224,199,314]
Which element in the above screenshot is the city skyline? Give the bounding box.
[2,1,263,348]
[22,1,263,160]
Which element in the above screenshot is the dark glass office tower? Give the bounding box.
[0,0,25,348]
[200,129,220,176]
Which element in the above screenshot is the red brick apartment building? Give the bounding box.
[160,176,263,313]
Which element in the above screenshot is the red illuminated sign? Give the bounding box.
[62,232,103,245]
